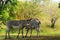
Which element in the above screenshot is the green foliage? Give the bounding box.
[0,0,18,25]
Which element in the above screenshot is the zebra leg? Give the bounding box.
[8,30,11,39]
[5,30,7,39]
[30,29,32,38]
[5,27,10,39]
[37,31,39,37]
[17,28,20,39]
[25,29,29,37]
[8,28,11,39]
[36,28,40,37]
[22,28,24,38]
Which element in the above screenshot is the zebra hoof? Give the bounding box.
[17,36,19,39]
[30,36,32,38]
[25,36,27,38]
[5,37,7,39]
[8,37,11,39]
[22,36,24,38]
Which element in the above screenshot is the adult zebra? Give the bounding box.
[5,20,30,39]
[25,18,41,37]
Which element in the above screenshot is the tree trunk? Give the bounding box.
[51,17,58,28]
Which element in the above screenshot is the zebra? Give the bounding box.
[5,20,29,39]
[25,18,41,37]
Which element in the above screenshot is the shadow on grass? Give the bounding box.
[0,35,60,40]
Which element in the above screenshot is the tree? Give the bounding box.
[0,0,18,24]
[39,0,59,28]
[51,17,58,28]
[58,3,60,8]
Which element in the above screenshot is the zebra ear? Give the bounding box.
[35,19,41,24]
[36,19,39,23]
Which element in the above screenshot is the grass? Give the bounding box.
[0,27,60,36]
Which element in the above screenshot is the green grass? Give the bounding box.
[0,28,60,36]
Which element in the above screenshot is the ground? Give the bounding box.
[0,25,60,40]
[0,35,60,40]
